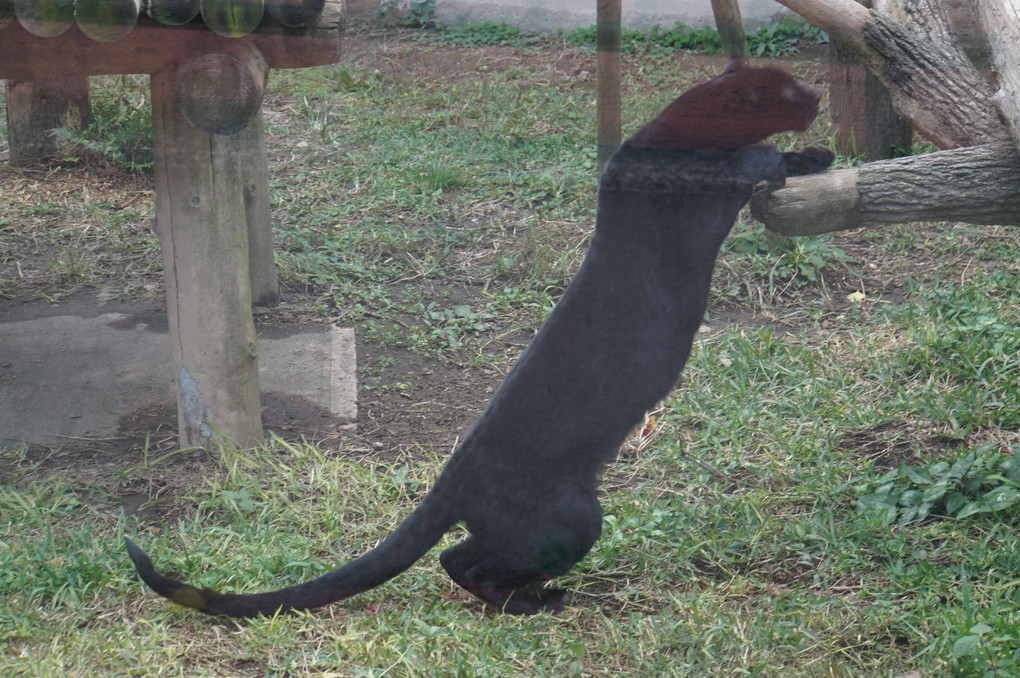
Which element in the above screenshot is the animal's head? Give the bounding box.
[625,59,822,152]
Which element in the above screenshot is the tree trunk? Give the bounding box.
[970,0,1020,149]
[772,0,1011,147]
[751,142,1020,234]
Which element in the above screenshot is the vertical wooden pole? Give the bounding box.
[150,66,263,449]
[710,0,751,59]
[829,44,912,160]
[596,0,621,173]
[829,0,911,161]
[5,77,91,165]
[238,108,279,307]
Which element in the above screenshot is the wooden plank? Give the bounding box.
[151,65,263,448]
[0,1,342,80]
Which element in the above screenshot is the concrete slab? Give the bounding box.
[0,296,356,448]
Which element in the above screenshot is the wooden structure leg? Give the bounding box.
[829,41,912,161]
[238,108,279,307]
[150,66,263,448]
[5,77,91,165]
[596,0,621,173]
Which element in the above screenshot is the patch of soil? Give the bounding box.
[837,419,966,471]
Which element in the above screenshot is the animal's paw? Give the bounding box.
[782,147,836,176]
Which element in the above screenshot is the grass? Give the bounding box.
[3,23,1020,678]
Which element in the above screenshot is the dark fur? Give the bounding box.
[126,60,834,617]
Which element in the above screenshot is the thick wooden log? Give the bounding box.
[750,142,1020,234]
[151,65,263,448]
[971,0,1020,150]
[5,76,91,165]
[829,41,911,160]
[0,0,343,80]
[173,40,267,135]
[773,0,1010,148]
[239,107,279,307]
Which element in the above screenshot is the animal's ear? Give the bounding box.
[782,147,835,176]
[723,58,748,74]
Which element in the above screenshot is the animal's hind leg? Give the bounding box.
[439,537,567,615]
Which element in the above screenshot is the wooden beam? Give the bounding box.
[596,0,621,173]
[0,1,342,81]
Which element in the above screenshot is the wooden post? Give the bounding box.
[239,107,279,307]
[829,38,912,160]
[710,0,751,59]
[150,60,263,448]
[5,77,91,165]
[596,0,621,173]
[829,0,911,160]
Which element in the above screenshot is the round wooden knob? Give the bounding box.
[15,0,73,37]
[75,0,141,42]
[265,0,325,28]
[173,43,268,136]
[149,0,200,25]
[201,0,263,38]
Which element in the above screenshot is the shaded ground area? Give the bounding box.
[0,292,356,448]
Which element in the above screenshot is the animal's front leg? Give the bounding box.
[782,147,836,176]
